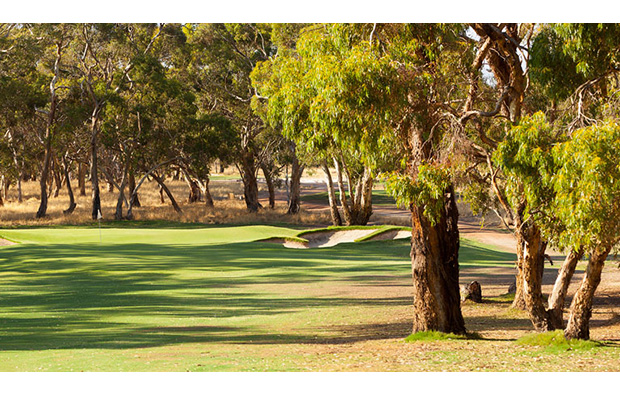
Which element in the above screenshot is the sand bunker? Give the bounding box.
[272,228,411,249]
[0,238,16,246]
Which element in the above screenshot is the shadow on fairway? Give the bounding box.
[0,239,517,351]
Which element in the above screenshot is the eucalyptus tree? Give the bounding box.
[186,23,273,212]
[69,23,165,219]
[486,23,620,334]
[255,23,478,334]
[252,24,389,226]
[0,24,47,204]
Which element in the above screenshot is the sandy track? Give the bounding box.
[0,238,16,246]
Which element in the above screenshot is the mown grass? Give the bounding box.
[1,224,619,371]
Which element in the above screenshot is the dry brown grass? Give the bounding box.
[0,179,331,227]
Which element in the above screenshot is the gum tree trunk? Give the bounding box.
[203,176,214,207]
[547,248,584,329]
[349,167,373,225]
[152,173,182,213]
[78,162,87,196]
[261,163,276,209]
[333,157,352,224]
[128,172,140,207]
[239,151,260,212]
[514,220,554,331]
[62,155,77,214]
[410,185,465,334]
[322,162,342,226]
[287,156,304,215]
[564,244,611,340]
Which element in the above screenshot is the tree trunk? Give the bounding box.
[152,173,182,213]
[128,172,140,207]
[514,221,554,331]
[240,151,260,212]
[185,176,202,203]
[36,129,53,218]
[0,177,4,207]
[564,244,611,340]
[547,248,584,329]
[17,168,24,203]
[52,157,63,198]
[333,157,352,225]
[62,155,77,215]
[410,185,466,335]
[78,162,87,196]
[349,167,373,225]
[322,162,342,226]
[261,163,276,209]
[90,122,102,220]
[203,176,214,207]
[287,156,304,215]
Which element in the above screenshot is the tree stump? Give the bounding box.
[460,281,482,303]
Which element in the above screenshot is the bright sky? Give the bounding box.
[1,1,618,22]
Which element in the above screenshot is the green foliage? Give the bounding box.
[529,25,587,103]
[384,164,452,225]
[495,112,559,225]
[552,121,620,250]
[555,23,620,79]
[517,330,601,353]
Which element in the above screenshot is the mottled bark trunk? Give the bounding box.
[52,158,62,198]
[564,245,611,340]
[62,155,76,215]
[36,129,53,218]
[240,152,260,212]
[322,162,342,226]
[410,185,466,334]
[128,172,140,207]
[17,168,23,203]
[547,248,584,329]
[90,124,102,220]
[203,176,214,208]
[152,173,182,213]
[348,167,373,225]
[333,158,352,224]
[261,164,276,209]
[287,157,304,215]
[78,162,87,196]
[514,221,554,331]
[185,177,202,203]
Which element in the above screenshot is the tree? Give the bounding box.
[256,23,475,334]
[187,23,273,212]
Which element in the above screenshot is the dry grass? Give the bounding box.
[0,179,331,227]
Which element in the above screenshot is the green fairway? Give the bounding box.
[301,189,399,207]
[2,224,618,372]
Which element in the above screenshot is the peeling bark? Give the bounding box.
[565,245,611,340]
[322,162,342,226]
[547,248,584,329]
[410,185,465,334]
[287,153,304,215]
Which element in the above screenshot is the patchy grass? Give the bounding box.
[517,330,602,353]
[405,331,482,342]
